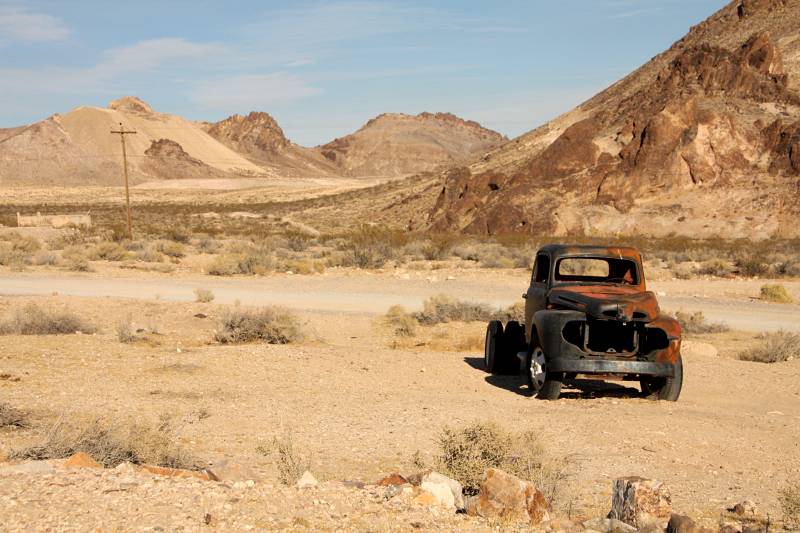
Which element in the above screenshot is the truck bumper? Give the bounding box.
[547,358,674,377]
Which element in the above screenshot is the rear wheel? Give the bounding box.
[502,321,526,374]
[641,356,683,401]
[526,334,564,400]
[484,320,504,373]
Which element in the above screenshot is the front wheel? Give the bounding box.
[640,356,683,401]
[526,337,563,400]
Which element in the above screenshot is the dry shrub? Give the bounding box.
[257,434,310,485]
[414,295,497,325]
[385,305,418,337]
[780,483,800,528]
[760,284,794,304]
[155,240,185,259]
[673,310,729,334]
[134,246,163,263]
[0,232,41,253]
[32,251,59,266]
[735,254,768,277]
[194,288,215,303]
[116,316,137,343]
[90,241,128,261]
[0,402,28,428]
[10,415,197,469]
[281,259,324,275]
[215,306,303,344]
[697,258,731,277]
[0,303,95,335]
[208,247,274,276]
[436,421,570,505]
[195,235,221,254]
[333,225,406,268]
[738,331,800,363]
[65,259,93,272]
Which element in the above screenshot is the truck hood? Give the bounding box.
[547,284,660,322]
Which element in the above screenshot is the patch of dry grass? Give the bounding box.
[738,331,800,363]
[673,310,729,335]
[194,288,215,303]
[385,305,418,337]
[0,303,96,335]
[257,433,310,485]
[436,421,570,507]
[10,415,198,469]
[214,306,303,344]
[413,295,525,325]
[760,284,794,304]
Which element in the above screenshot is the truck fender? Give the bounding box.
[532,309,585,358]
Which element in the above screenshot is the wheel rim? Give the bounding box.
[529,347,546,391]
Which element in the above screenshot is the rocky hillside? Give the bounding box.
[428,0,800,239]
[201,112,340,178]
[319,112,506,178]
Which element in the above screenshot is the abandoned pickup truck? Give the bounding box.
[484,245,682,401]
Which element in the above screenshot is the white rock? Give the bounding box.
[296,470,318,488]
[420,481,456,510]
[421,471,464,511]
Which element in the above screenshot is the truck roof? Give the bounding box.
[538,244,642,260]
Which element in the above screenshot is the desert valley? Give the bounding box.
[1,0,800,531]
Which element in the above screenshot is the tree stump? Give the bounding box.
[610,477,672,528]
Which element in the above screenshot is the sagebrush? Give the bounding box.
[0,303,95,335]
[738,331,800,363]
[215,306,303,344]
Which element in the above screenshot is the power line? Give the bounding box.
[110,122,137,239]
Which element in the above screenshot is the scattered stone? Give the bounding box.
[419,480,456,510]
[582,517,636,533]
[718,522,742,533]
[377,473,408,486]
[465,468,551,525]
[610,477,672,528]
[296,470,318,488]
[194,313,208,319]
[63,452,102,469]
[728,500,758,516]
[666,513,715,533]
[412,488,440,507]
[139,464,217,481]
[417,471,464,511]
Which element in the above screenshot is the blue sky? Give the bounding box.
[1,0,725,146]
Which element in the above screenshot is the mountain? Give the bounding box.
[200,112,340,178]
[427,0,800,239]
[0,99,506,186]
[319,112,506,177]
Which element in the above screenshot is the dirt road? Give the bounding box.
[0,272,797,332]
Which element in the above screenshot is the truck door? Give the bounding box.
[524,252,550,343]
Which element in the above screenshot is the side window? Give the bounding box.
[533,254,550,284]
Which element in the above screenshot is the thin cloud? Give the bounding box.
[96,38,226,75]
[191,73,321,111]
[0,2,71,45]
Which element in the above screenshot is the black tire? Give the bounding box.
[641,356,683,401]
[501,321,526,374]
[527,332,563,400]
[484,320,504,374]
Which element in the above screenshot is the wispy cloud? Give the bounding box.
[0,2,71,45]
[96,38,226,75]
[191,73,321,110]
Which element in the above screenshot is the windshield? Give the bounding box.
[554,256,639,285]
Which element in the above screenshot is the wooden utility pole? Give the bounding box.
[110,122,137,239]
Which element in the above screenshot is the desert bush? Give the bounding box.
[46,231,85,250]
[208,246,274,276]
[214,306,303,344]
[385,305,418,337]
[673,310,729,334]
[0,402,28,428]
[195,235,221,254]
[285,233,313,252]
[760,284,794,304]
[738,331,800,363]
[116,316,137,343]
[696,258,731,277]
[436,421,570,505]
[164,228,190,243]
[10,415,197,469]
[414,295,497,325]
[194,288,215,303]
[0,303,95,335]
[0,232,41,253]
[32,251,59,266]
[155,240,185,259]
[65,258,93,272]
[257,433,310,485]
[90,241,128,261]
[133,246,163,263]
[780,483,800,528]
[332,225,407,268]
[735,254,768,277]
[0,245,29,268]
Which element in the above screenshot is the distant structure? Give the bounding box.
[16,212,91,229]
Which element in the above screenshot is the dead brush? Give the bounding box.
[781,483,800,529]
[738,331,800,363]
[257,433,310,485]
[760,284,794,304]
[436,421,571,507]
[194,288,215,303]
[214,306,303,344]
[0,303,96,335]
[0,402,29,428]
[412,294,523,325]
[385,305,418,337]
[10,415,198,469]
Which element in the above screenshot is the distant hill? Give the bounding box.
[427,0,800,239]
